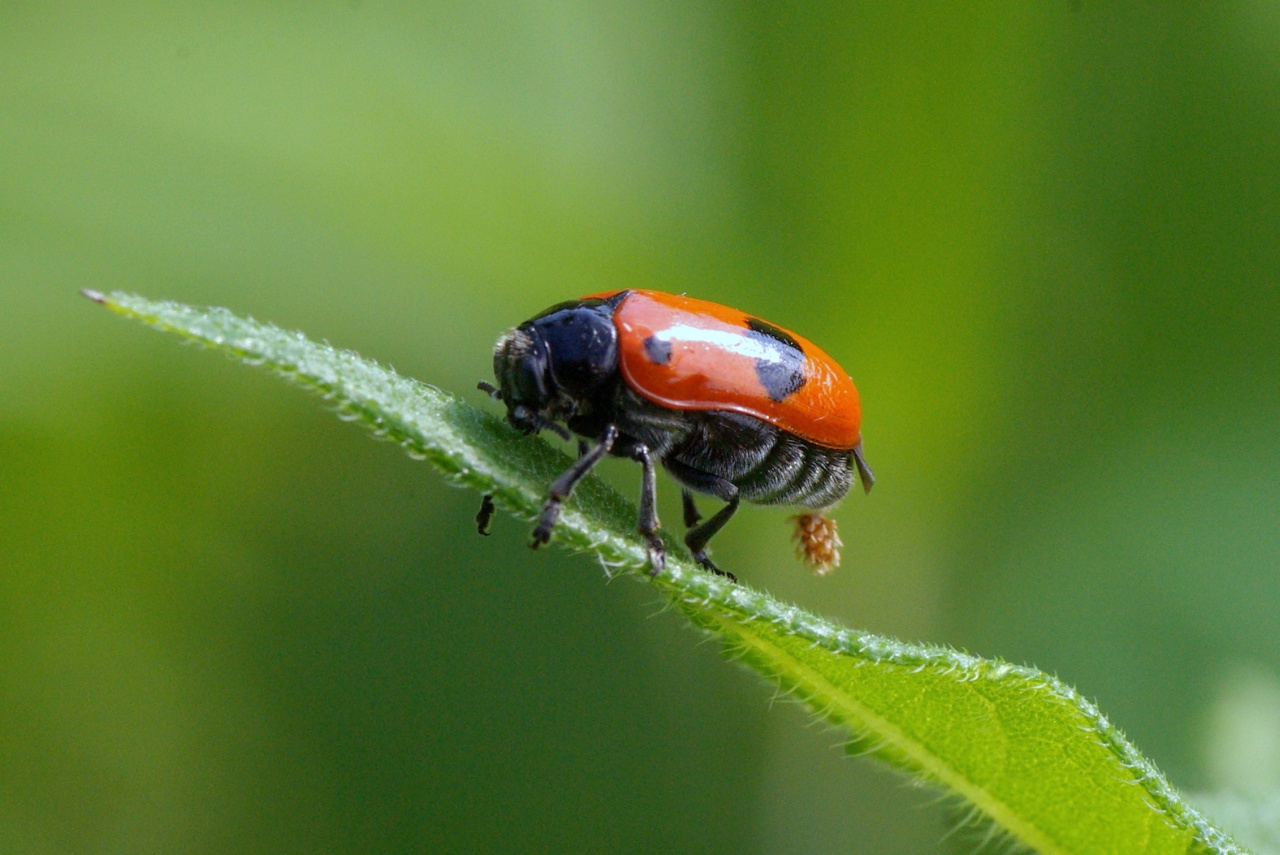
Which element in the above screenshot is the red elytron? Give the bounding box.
[586,289,863,451]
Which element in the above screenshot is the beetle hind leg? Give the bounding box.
[685,496,740,582]
[665,459,740,582]
[681,489,702,529]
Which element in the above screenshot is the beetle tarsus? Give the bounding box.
[644,534,666,575]
[692,551,737,584]
[531,499,559,549]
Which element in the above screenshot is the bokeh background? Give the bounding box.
[4,4,1280,853]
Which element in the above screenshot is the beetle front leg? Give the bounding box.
[531,425,618,549]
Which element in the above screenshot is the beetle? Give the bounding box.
[478,289,873,580]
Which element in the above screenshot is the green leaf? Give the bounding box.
[86,290,1247,855]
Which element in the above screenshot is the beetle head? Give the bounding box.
[491,326,562,436]
[489,302,618,438]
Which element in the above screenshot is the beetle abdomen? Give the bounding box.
[735,432,853,508]
[613,391,853,509]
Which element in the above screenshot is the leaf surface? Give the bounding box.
[88,290,1247,854]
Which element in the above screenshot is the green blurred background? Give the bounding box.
[3,3,1279,852]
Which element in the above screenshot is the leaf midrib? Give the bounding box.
[704,607,1070,855]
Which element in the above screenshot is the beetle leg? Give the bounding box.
[680,489,702,529]
[531,424,618,549]
[663,459,739,582]
[624,443,665,574]
[685,495,740,581]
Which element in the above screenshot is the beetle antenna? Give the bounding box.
[477,381,502,400]
[537,417,572,442]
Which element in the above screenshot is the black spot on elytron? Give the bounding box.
[755,356,806,402]
[745,317,801,352]
[643,335,673,365]
[744,318,807,402]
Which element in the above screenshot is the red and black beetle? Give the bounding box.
[478,289,873,580]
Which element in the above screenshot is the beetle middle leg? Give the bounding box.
[532,424,618,549]
[619,439,665,574]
